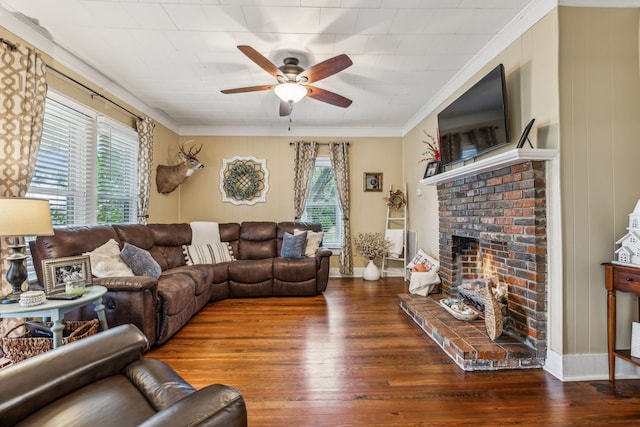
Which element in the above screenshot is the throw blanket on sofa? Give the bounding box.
[190,221,221,245]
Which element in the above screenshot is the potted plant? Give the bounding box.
[354,232,392,281]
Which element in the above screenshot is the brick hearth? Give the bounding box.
[399,293,543,371]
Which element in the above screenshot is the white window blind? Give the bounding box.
[27,93,139,227]
[301,156,344,248]
[97,120,138,224]
[28,96,95,226]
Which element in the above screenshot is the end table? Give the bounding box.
[0,285,108,348]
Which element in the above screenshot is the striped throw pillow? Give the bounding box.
[183,243,235,265]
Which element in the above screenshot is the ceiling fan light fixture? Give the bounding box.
[274,83,307,104]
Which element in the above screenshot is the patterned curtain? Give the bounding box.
[136,116,155,225]
[292,141,318,220]
[328,141,352,275]
[0,41,47,295]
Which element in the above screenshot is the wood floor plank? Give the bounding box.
[147,278,640,426]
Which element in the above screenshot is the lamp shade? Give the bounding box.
[274,83,308,104]
[0,198,54,237]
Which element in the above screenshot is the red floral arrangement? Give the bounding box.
[420,130,441,163]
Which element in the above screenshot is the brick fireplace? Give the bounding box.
[400,155,550,370]
[439,160,548,355]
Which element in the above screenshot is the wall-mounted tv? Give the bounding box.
[438,64,510,167]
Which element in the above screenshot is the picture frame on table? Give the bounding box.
[42,255,93,295]
[423,161,440,178]
[363,172,383,192]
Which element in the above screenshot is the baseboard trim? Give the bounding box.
[545,349,640,381]
[329,267,406,278]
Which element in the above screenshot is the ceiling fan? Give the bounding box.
[221,45,353,117]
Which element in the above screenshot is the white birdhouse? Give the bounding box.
[615,199,640,266]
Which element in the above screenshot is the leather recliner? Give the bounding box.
[0,324,247,427]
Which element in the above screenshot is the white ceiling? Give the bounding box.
[0,0,553,136]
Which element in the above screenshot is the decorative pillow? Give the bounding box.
[83,239,134,278]
[183,243,235,265]
[120,243,161,279]
[407,249,440,272]
[281,231,307,258]
[294,228,324,257]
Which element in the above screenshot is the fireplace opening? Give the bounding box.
[451,236,520,341]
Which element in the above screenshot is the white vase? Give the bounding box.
[363,259,380,281]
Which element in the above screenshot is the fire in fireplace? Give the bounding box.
[458,253,509,317]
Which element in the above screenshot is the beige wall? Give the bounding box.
[147,124,181,223]
[558,7,640,354]
[176,135,403,269]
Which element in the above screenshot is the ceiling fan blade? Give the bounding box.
[237,45,283,78]
[221,84,274,94]
[299,54,353,83]
[306,86,352,108]
[279,101,293,117]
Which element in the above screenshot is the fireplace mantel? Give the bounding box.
[420,148,557,186]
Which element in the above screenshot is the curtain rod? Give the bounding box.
[45,64,142,121]
[0,38,17,51]
[289,142,350,146]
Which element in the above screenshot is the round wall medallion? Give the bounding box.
[219,156,269,205]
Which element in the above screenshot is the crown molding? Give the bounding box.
[559,0,640,6]
[180,125,403,138]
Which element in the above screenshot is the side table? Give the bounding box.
[603,262,640,382]
[0,285,108,348]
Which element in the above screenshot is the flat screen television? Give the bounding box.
[438,64,510,167]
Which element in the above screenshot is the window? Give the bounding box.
[301,156,343,248]
[28,94,95,226]
[27,92,139,227]
[96,119,138,224]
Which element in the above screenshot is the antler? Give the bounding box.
[179,140,202,157]
[188,145,202,157]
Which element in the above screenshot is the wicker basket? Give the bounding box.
[484,282,503,341]
[1,319,99,364]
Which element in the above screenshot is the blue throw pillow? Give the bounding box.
[120,243,162,279]
[280,231,307,258]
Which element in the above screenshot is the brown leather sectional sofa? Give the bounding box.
[30,221,331,346]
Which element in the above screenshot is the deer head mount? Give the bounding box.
[156,141,204,194]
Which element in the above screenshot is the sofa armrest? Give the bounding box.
[314,248,332,293]
[138,384,247,427]
[94,275,157,292]
[67,277,158,345]
[316,248,333,258]
[125,358,196,411]
[0,325,148,426]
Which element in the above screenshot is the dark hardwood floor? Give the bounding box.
[147,277,640,426]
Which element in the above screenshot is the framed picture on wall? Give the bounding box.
[363,172,383,192]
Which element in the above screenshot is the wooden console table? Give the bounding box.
[603,262,640,381]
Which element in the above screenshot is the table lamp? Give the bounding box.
[0,198,54,304]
